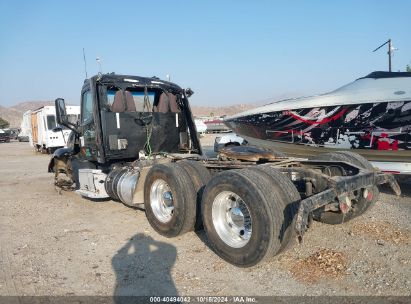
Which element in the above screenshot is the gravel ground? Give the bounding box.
[0,138,410,296]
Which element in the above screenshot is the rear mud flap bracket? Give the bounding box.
[295,171,401,241]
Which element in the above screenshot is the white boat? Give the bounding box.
[225,71,411,174]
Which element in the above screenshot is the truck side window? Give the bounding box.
[82,91,93,124]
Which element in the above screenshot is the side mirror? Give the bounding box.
[55,98,79,134]
[55,98,68,125]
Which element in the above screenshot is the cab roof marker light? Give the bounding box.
[123,78,139,83]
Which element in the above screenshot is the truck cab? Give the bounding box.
[71,74,200,162]
[50,73,201,199]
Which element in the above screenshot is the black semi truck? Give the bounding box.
[48,73,400,267]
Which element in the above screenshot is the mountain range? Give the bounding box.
[0,101,256,128]
[0,90,305,128]
[0,101,55,128]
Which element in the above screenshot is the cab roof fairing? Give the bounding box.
[85,74,184,93]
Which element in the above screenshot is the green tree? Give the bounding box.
[406,64,411,72]
[0,117,10,129]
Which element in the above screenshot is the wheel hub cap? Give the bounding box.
[150,179,174,223]
[212,191,252,248]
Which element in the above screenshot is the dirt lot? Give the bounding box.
[0,138,410,296]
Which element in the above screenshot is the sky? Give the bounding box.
[0,0,410,107]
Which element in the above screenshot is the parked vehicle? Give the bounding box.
[194,119,207,135]
[3,128,20,140]
[18,110,32,142]
[214,133,246,152]
[0,129,10,143]
[18,135,29,142]
[30,105,80,153]
[205,119,231,133]
[225,71,411,175]
[48,73,399,267]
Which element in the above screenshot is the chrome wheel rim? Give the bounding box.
[212,191,252,248]
[150,179,174,223]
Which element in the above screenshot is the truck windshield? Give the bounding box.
[46,115,57,130]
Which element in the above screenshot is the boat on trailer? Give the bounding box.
[224,71,411,175]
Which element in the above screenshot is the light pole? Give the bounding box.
[96,57,102,74]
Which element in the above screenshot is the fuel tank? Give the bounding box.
[105,167,140,205]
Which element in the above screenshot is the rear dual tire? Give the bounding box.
[176,160,211,230]
[201,167,300,267]
[144,162,300,267]
[144,161,210,237]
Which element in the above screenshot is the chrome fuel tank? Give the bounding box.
[105,167,140,205]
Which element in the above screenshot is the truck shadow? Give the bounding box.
[112,233,178,301]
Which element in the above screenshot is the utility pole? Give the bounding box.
[388,39,392,72]
[373,39,396,72]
